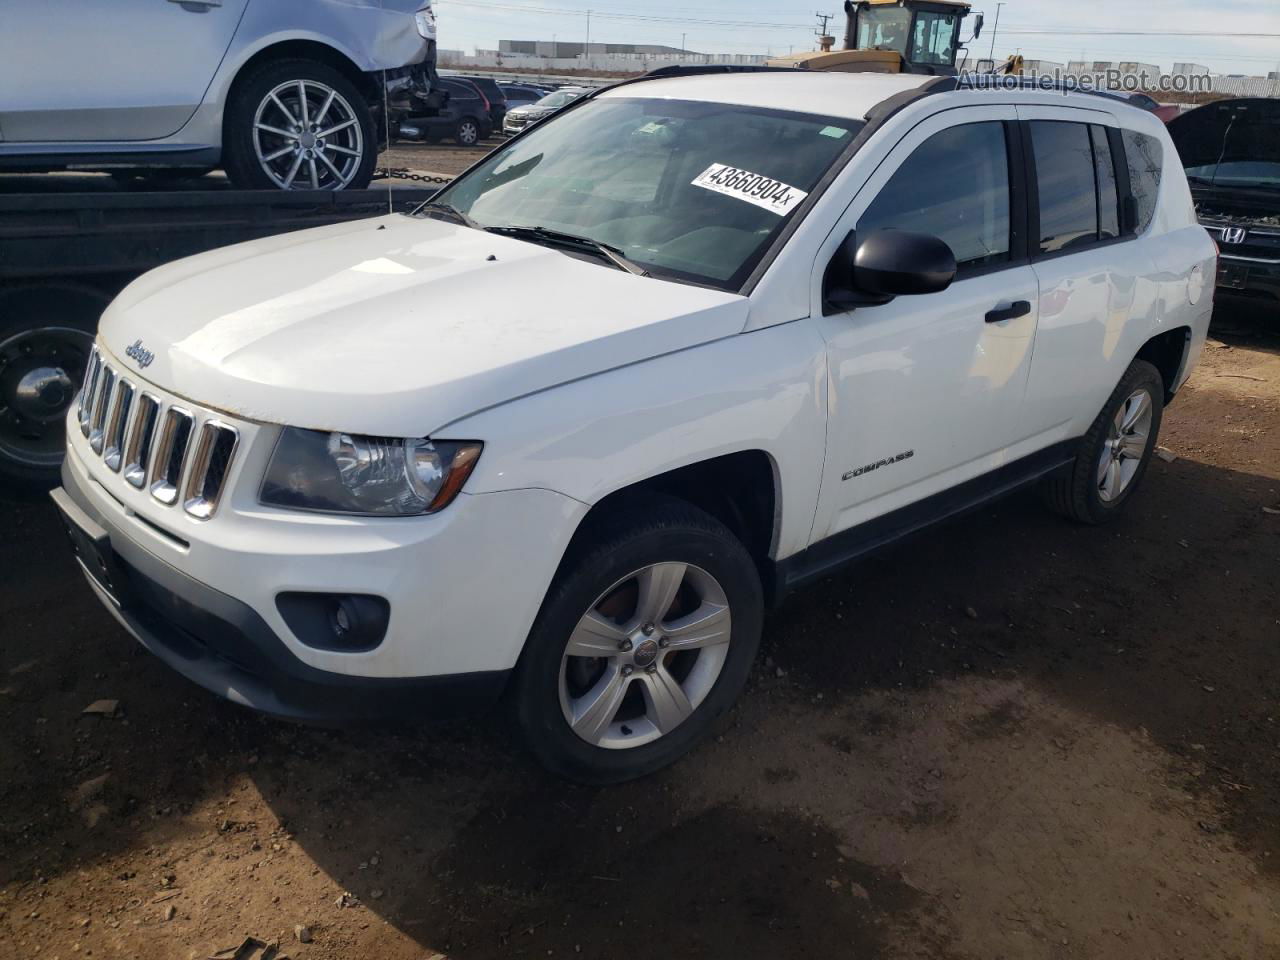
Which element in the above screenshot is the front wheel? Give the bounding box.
[223,58,376,191]
[1043,359,1165,524]
[511,498,763,784]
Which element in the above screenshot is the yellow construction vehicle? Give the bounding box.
[767,0,984,75]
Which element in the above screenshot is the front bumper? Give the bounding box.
[57,355,587,719]
[55,461,510,723]
[1215,255,1280,309]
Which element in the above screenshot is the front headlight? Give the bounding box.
[261,428,481,516]
[414,4,436,39]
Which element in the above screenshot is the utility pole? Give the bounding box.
[814,11,834,52]
[681,32,686,58]
[987,2,1005,62]
[584,9,591,62]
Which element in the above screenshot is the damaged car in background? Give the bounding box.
[0,0,439,190]
[1169,98,1280,313]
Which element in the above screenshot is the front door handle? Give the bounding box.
[985,300,1032,324]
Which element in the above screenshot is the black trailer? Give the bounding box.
[0,179,438,487]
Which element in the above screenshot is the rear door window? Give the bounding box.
[1121,129,1163,233]
[1030,120,1099,253]
[442,80,478,102]
[857,121,1012,270]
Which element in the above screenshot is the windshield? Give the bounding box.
[910,11,959,66]
[857,7,911,55]
[535,90,582,108]
[435,96,861,289]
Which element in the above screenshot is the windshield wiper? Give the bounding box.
[417,200,481,230]
[485,225,650,276]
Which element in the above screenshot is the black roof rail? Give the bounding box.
[953,73,1150,107]
[641,64,796,79]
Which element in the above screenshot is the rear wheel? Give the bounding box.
[454,118,481,146]
[1043,359,1164,524]
[223,58,376,191]
[511,498,763,784]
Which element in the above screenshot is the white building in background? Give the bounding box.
[1171,62,1211,76]
[1021,59,1065,78]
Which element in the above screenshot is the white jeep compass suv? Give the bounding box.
[53,70,1215,783]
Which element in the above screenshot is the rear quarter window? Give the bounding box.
[1122,129,1163,234]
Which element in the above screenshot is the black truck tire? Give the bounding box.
[0,286,104,490]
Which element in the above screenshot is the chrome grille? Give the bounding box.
[78,348,102,436]
[102,379,134,472]
[122,393,160,488]
[182,421,239,520]
[73,348,241,519]
[88,365,116,454]
[150,407,194,506]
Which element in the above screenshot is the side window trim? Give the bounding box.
[955,119,1029,281]
[1022,118,1141,263]
[1108,125,1139,235]
[1005,118,1031,266]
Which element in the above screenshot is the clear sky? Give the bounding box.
[433,0,1280,76]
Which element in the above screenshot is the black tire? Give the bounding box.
[454,117,481,146]
[511,496,764,784]
[223,58,376,191]
[1043,359,1165,524]
[0,286,104,490]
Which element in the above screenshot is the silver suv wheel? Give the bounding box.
[252,79,365,190]
[1097,387,1154,502]
[559,562,732,750]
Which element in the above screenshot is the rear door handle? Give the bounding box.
[985,300,1032,324]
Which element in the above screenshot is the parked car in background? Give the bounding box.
[502,87,589,135]
[397,77,493,145]
[500,83,553,108]
[1114,91,1182,124]
[1170,97,1280,313]
[58,71,1213,783]
[0,0,438,190]
[453,75,509,130]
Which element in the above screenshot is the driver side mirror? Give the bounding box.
[971,13,984,40]
[824,229,958,312]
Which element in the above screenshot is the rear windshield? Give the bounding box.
[436,97,862,289]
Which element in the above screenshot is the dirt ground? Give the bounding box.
[380,140,495,180]
[2,307,1278,960]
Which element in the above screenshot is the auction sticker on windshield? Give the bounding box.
[691,163,808,215]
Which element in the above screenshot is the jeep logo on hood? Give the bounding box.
[124,339,155,369]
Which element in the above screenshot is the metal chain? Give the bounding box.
[373,168,454,184]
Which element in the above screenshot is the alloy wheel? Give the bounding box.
[458,120,479,145]
[1097,387,1153,502]
[252,79,364,190]
[559,562,732,750]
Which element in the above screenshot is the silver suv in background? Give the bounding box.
[0,0,438,190]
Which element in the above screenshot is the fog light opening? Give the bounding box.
[276,592,390,653]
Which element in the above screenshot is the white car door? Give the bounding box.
[0,0,251,142]
[809,105,1043,547]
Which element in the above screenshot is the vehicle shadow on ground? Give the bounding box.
[253,452,1277,957]
[2,454,1275,958]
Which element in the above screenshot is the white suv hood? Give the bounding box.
[98,215,748,437]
